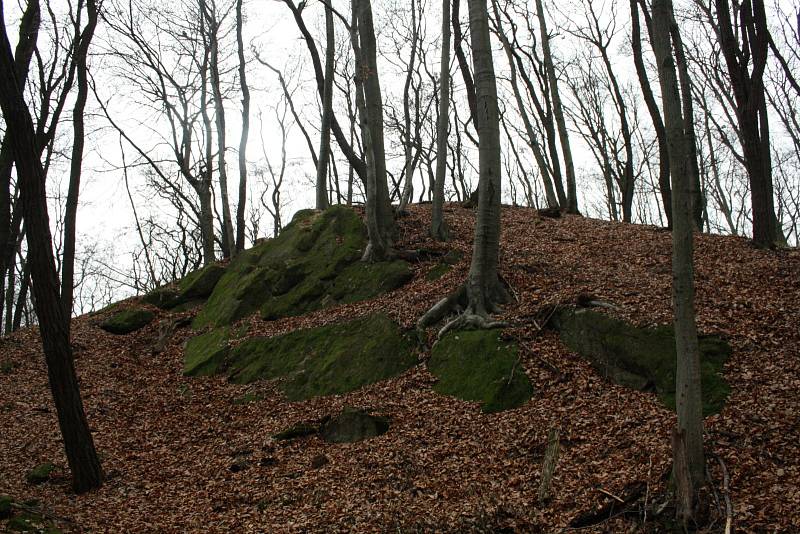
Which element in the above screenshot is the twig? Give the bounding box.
[597,487,625,503]
[717,455,734,534]
[643,454,652,524]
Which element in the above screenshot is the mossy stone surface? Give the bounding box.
[184,313,417,401]
[100,308,155,335]
[429,330,533,413]
[142,263,226,310]
[192,206,411,328]
[273,423,319,441]
[551,307,731,415]
[183,327,231,376]
[26,463,54,485]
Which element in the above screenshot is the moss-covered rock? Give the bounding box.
[184,313,417,401]
[26,463,54,485]
[550,307,731,415]
[273,422,319,441]
[142,263,226,310]
[100,308,155,335]
[192,206,412,328]
[183,327,231,376]
[320,408,390,443]
[429,330,534,413]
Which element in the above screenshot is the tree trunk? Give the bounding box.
[465,0,506,315]
[352,0,394,261]
[316,1,334,210]
[535,0,578,214]
[714,0,780,246]
[431,0,451,240]
[651,0,705,512]
[631,0,672,228]
[203,1,236,258]
[235,0,250,250]
[0,10,104,492]
[61,0,99,319]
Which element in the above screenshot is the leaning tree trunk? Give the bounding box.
[431,0,451,241]
[0,11,104,493]
[651,0,705,522]
[316,1,334,211]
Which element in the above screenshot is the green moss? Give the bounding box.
[178,264,226,299]
[193,206,411,329]
[0,495,12,519]
[141,287,181,309]
[232,392,263,405]
[183,327,230,376]
[320,407,391,443]
[100,308,154,335]
[26,463,54,485]
[551,308,731,415]
[185,313,417,401]
[429,330,533,413]
[426,263,451,281]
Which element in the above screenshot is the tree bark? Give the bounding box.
[431,0,451,240]
[535,0,578,214]
[61,0,99,319]
[352,0,394,261]
[0,4,103,492]
[465,0,506,315]
[316,1,334,210]
[235,0,251,250]
[651,0,705,509]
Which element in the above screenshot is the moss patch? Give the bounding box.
[551,307,731,415]
[429,330,533,413]
[320,408,391,443]
[100,308,155,335]
[26,463,54,485]
[0,495,12,519]
[193,206,412,328]
[184,313,417,401]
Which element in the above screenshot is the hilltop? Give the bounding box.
[1,204,798,532]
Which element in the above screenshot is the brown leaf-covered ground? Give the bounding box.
[1,205,798,532]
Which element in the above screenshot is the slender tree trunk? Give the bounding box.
[203,1,236,257]
[431,0,451,240]
[316,2,334,210]
[61,0,98,319]
[631,0,672,227]
[535,0,578,214]
[399,0,420,213]
[0,9,104,492]
[235,0,250,250]
[651,0,705,520]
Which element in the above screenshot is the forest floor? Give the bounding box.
[1,205,799,533]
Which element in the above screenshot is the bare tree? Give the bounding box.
[0,0,104,493]
[234,0,250,250]
[651,0,705,522]
[431,0,452,240]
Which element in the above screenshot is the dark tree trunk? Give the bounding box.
[61,0,99,318]
[235,0,251,250]
[431,0,451,241]
[0,6,103,493]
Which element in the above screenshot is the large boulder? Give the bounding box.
[428,330,534,413]
[550,307,731,415]
[184,313,418,401]
[142,263,226,310]
[193,206,412,329]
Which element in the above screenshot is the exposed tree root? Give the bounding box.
[437,313,508,340]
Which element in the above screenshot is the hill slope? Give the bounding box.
[1,205,798,532]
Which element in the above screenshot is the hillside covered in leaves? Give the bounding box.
[1,205,798,532]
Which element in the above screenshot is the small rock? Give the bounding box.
[229,459,249,473]
[0,495,13,519]
[259,456,277,468]
[320,408,390,444]
[310,454,329,469]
